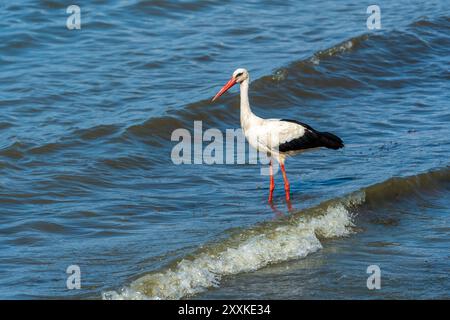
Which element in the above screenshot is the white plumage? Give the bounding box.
[244,118,307,160]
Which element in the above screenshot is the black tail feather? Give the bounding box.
[318,132,344,150]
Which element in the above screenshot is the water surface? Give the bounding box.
[0,0,449,299]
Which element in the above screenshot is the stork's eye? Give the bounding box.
[235,72,243,78]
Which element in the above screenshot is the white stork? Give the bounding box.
[212,68,344,203]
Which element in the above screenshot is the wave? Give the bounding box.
[4,16,447,161]
[123,15,449,146]
[121,33,371,147]
[102,167,450,300]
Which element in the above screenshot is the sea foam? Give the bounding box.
[103,192,363,300]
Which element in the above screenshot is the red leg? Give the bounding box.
[268,160,275,202]
[280,163,290,201]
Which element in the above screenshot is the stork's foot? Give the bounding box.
[280,163,290,202]
[286,199,293,212]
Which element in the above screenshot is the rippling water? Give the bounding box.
[0,1,449,299]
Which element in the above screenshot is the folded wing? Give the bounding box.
[275,119,344,152]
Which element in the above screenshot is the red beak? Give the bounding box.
[212,77,237,102]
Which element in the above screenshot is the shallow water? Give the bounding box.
[197,171,450,299]
[0,1,449,299]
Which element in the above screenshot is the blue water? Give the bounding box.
[0,1,449,299]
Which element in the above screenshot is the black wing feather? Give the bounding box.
[278,119,344,152]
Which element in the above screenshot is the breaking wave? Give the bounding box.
[103,197,359,299]
[102,167,449,300]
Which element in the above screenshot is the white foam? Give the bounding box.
[103,193,363,300]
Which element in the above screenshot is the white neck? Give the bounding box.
[239,79,254,125]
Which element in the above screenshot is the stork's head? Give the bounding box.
[212,68,249,102]
[232,68,249,83]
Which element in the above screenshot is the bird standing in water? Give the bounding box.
[212,68,344,203]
